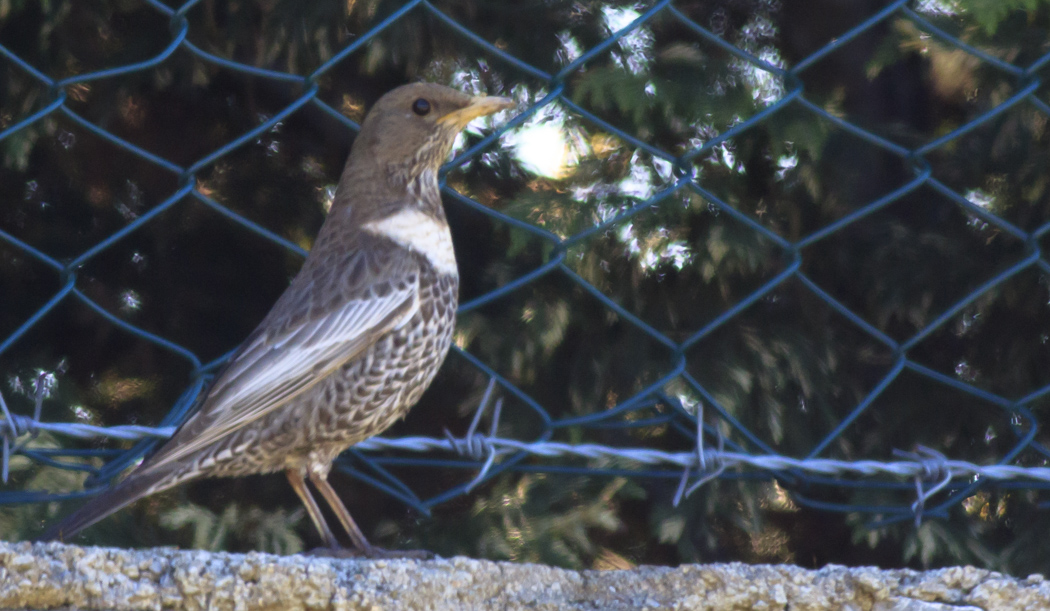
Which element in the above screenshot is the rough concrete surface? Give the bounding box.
[0,541,1047,610]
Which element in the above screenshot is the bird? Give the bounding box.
[38,83,515,555]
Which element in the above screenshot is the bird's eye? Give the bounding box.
[412,98,431,116]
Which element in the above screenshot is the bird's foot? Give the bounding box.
[303,545,434,560]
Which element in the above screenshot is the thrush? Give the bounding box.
[39,83,515,554]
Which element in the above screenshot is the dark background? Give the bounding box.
[3,0,1050,575]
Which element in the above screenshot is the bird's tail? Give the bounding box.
[36,467,176,543]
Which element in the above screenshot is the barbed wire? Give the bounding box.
[3,380,1049,527]
[2,0,1050,533]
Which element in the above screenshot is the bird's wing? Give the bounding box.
[140,244,421,473]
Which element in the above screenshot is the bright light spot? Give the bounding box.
[638,238,694,273]
[572,182,600,203]
[743,51,786,106]
[556,31,582,65]
[776,153,798,181]
[674,391,701,417]
[655,240,694,270]
[120,290,142,313]
[965,189,994,209]
[602,6,638,34]
[653,157,673,182]
[449,131,468,158]
[509,122,574,179]
[34,370,57,399]
[595,202,619,224]
[602,6,652,74]
[320,184,336,213]
[619,151,655,199]
[731,15,786,107]
[72,405,93,422]
[618,222,639,255]
[719,143,737,172]
[916,0,958,16]
[955,359,976,382]
[506,102,589,180]
[452,329,470,349]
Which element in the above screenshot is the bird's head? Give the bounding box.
[349,82,515,184]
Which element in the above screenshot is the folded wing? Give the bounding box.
[139,242,420,475]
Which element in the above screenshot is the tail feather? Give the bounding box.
[36,468,176,543]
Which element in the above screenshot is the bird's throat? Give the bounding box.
[362,207,457,276]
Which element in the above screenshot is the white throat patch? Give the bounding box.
[363,208,458,275]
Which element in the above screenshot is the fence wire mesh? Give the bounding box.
[2,0,1050,556]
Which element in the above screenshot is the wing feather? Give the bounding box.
[140,243,420,473]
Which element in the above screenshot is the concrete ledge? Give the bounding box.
[0,541,1046,610]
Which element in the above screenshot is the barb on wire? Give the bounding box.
[894,446,954,527]
[2,377,47,484]
[0,388,177,484]
[673,402,727,507]
[443,376,507,491]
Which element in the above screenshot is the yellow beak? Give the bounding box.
[437,96,516,130]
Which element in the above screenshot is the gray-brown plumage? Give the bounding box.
[39,83,515,553]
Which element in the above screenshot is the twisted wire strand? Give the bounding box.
[3,407,1048,519]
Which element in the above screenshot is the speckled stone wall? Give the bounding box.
[0,541,1047,610]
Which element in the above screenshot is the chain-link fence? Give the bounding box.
[2,0,1050,568]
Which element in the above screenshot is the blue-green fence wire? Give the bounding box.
[2,0,1050,532]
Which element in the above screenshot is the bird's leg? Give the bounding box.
[307,470,373,553]
[286,468,340,549]
[307,471,434,560]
